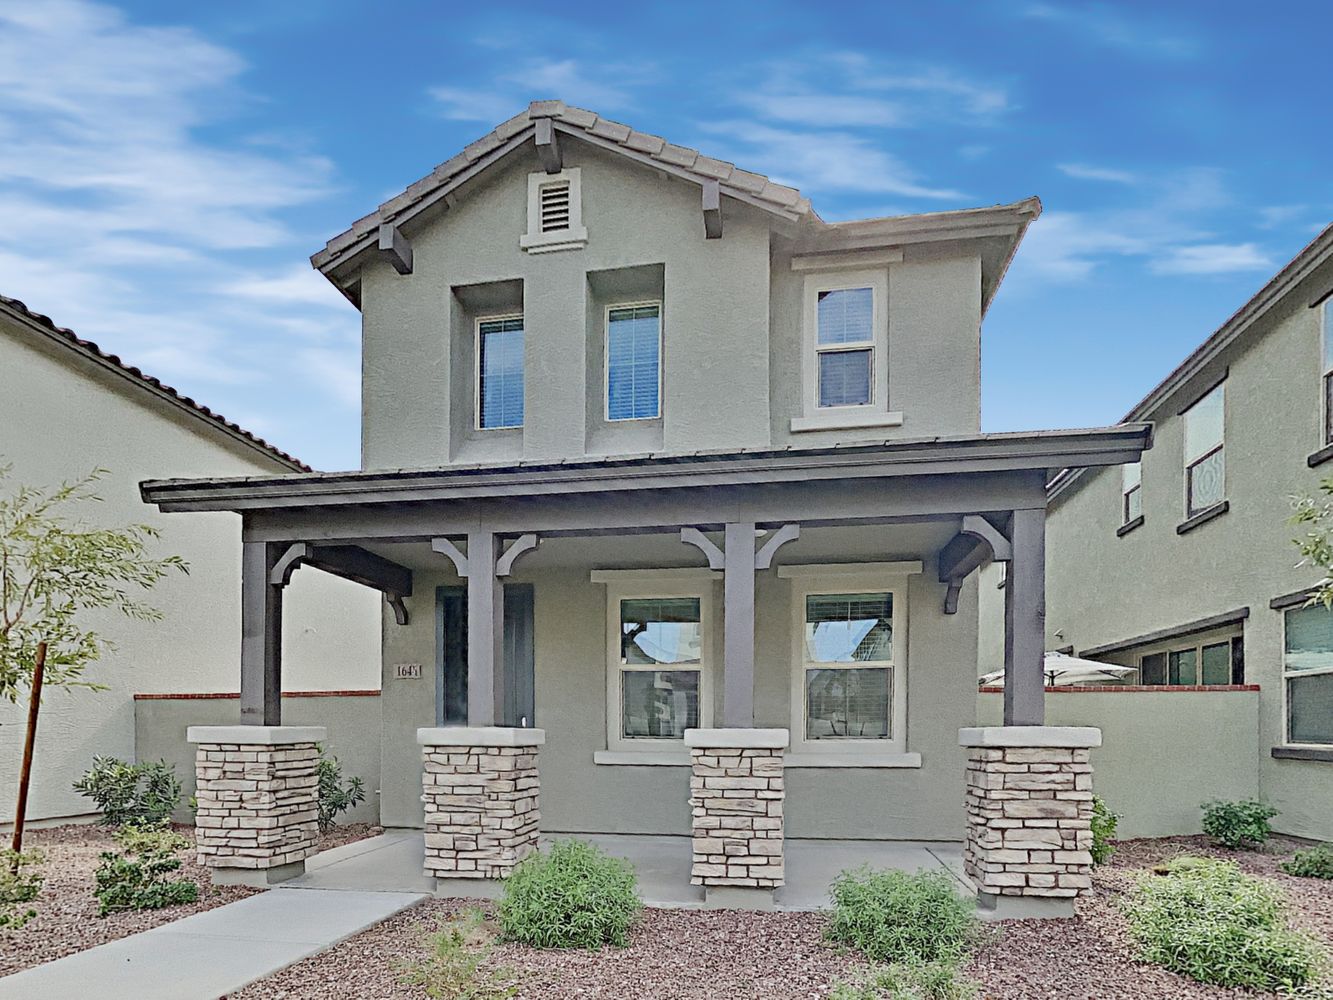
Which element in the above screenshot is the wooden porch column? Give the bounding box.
[240,540,283,726]
[466,530,506,728]
[723,522,757,728]
[1003,507,1047,726]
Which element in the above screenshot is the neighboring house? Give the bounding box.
[1026,226,1333,842]
[0,295,380,825]
[141,101,1148,911]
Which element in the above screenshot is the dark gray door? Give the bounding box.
[435,583,535,727]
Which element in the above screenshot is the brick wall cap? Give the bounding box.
[684,728,790,749]
[959,726,1102,749]
[417,726,546,747]
[187,725,328,745]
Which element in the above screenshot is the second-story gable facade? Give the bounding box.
[311,103,1035,470]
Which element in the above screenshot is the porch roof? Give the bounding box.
[140,425,1151,514]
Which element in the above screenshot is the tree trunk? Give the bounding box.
[11,641,46,867]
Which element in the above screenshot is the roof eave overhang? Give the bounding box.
[141,425,1150,514]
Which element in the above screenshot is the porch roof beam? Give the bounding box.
[267,541,413,598]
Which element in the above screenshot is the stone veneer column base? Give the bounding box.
[684,728,788,909]
[959,726,1102,920]
[417,727,544,888]
[187,725,326,887]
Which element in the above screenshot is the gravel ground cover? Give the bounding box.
[0,821,382,977]
[237,834,1333,1000]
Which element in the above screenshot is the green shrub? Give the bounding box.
[93,820,197,916]
[73,756,181,827]
[498,839,640,949]
[0,850,44,930]
[1282,845,1333,880]
[398,910,516,1000]
[1090,795,1118,865]
[826,868,975,965]
[827,960,978,1000]
[317,745,366,833]
[1122,856,1323,991]
[1201,799,1279,850]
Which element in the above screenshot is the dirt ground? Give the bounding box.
[235,834,1333,1000]
[0,821,381,977]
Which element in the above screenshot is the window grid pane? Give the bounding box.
[1288,672,1333,745]
[1201,642,1231,685]
[620,597,702,665]
[478,318,524,429]
[622,669,699,739]
[816,287,873,345]
[1285,605,1333,673]
[1187,447,1224,514]
[806,667,890,740]
[1140,652,1167,685]
[805,593,893,663]
[1183,385,1224,462]
[818,349,872,408]
[607,305,661,421]
[1124,484,1142,523]
[1168,648,1197,685]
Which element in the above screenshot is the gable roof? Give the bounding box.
[1048,222,1333,502]
[311,99,1041,312]
[0,294,311,472]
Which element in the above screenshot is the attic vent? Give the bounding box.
[539,181,571,233]
[521,168,587,253]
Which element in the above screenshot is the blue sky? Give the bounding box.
[1,1,1329,470]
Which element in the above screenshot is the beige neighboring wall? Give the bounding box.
[1039,247,1333,842]
[0,316,380,824]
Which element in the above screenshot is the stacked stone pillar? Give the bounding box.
[187,725,325,886]
[959,726,1101,919]
[684,728,788,907]
[417,727,544,893]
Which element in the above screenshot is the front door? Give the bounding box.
[436,584,535,727]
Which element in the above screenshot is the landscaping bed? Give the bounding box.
[237,834,1333,1000]
[0,821,382,976]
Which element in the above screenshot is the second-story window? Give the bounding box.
[477,316,524,429]
[1183,381,1225,516]
[816,287,875,408]
[1122,462,1142,524]
[606,303,661,421]
[1322,297,1333,445]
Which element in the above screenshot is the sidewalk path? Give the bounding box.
[0,885,426,1000]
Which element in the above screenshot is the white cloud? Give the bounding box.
[1151,243,1273,275]
[1057,163,1138,184]
[428,56,648,122]
[1020,4,1199,58]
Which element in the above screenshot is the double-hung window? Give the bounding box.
[605,303,661,421]
[794,269,894,432]
[1122,462,1142,524]
[605,583,712,751]
[476,316,524,429]
[1182,382,1225,516]
[1282,604,1333,746]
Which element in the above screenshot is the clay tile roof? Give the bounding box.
[312,100,815,272]
[0,294,311,472]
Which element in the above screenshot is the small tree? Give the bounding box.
[0,465,187,859]
[1291,481,1333,606]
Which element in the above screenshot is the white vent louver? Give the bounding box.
[539,181,571,233]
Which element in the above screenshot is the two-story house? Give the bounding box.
[141,102,1148,913]
[1035,226,1333,843]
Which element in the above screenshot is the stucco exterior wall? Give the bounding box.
[1037,256,1333,842]
[375,529,979,841]
[134,694,381,826]
[0,325,380,823]
[359,141,985,471]
[977,691,1260,838]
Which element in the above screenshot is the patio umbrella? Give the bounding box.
[979,652,1137,689]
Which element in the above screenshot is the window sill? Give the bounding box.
[1309,443,1333,468]
[519,227,588,254]
[1271,746,1333,763]
[790,410,904,434]
[1176,500,1229,535]
[1116,515,1145,538]
[785,751,921,769]
[593,750,690,767]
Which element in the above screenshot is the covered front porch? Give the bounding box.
[141,427,1149,915]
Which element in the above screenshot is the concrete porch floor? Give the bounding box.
[288,830,971,911]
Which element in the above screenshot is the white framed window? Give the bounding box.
[1321,297,1333,445]
[1282,603,1333,747]
[520,168,587,253]
[602,577,714,755]
[1182,382,1225,516]
[475,315,524,429]
[792,269,898,433]
[605,302,661,421]
[786,569,909,758]
[1122,461,1142,524]
[1137,634,1242,686]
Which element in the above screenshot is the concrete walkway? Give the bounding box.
[0,885,426,1000]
